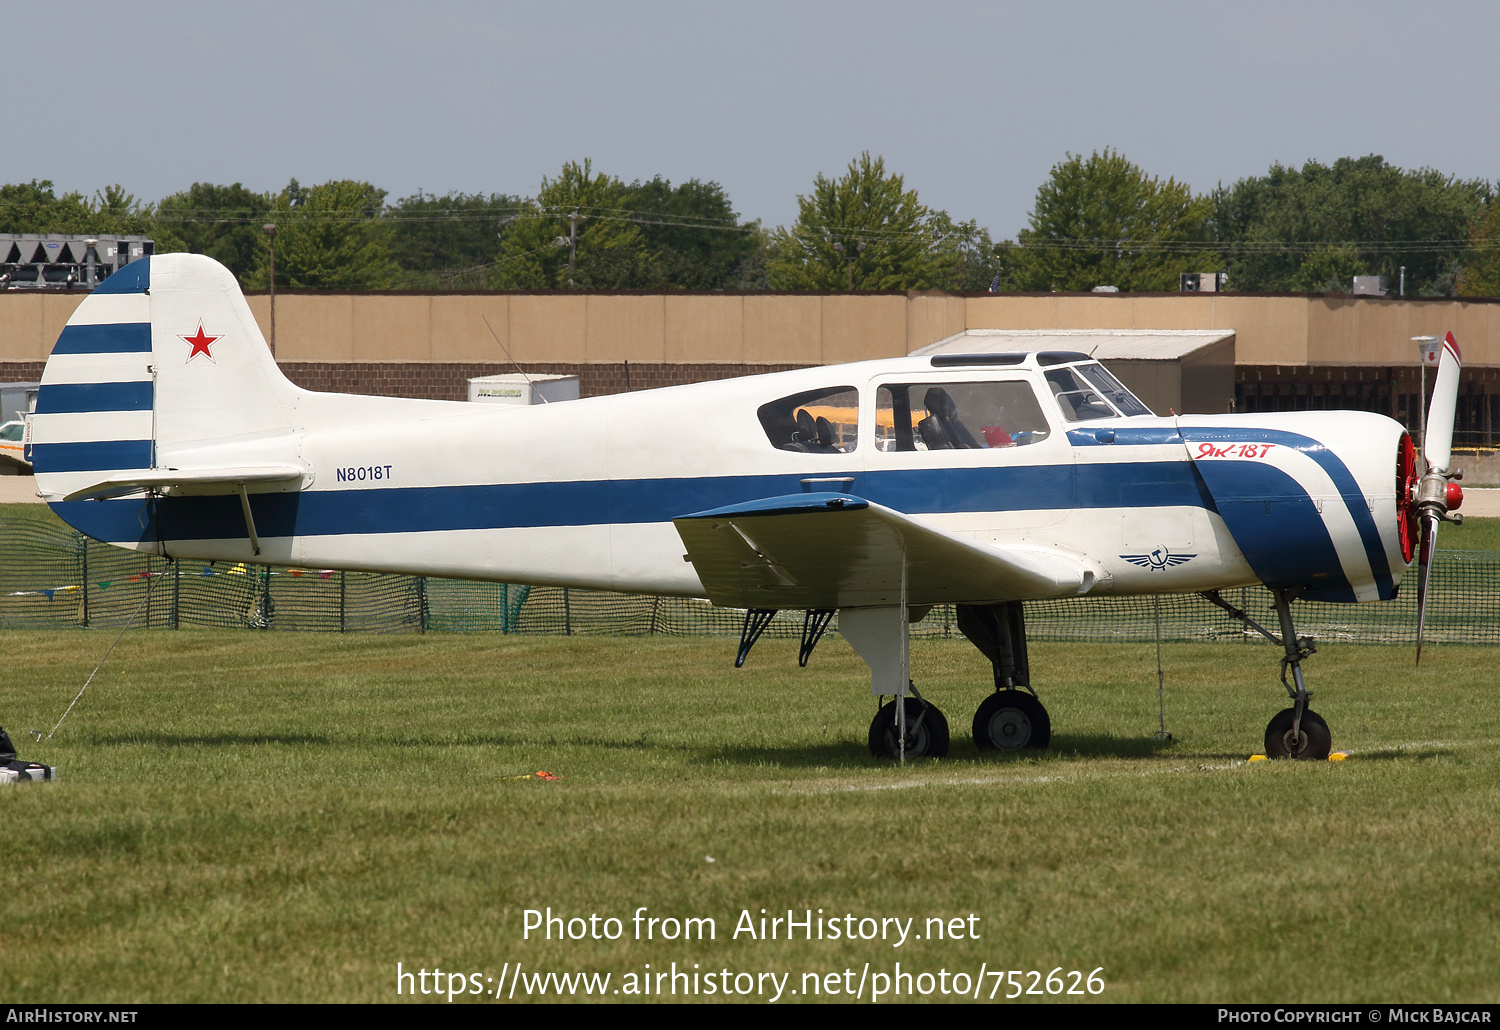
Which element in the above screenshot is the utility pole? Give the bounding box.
[1413,336,1439,450]
[554,208,582,288]
[832,239,866,291]
[262,224,278,357]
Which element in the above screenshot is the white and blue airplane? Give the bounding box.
[25,255,1467,760]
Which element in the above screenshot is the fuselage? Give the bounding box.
[40,350,1409,606]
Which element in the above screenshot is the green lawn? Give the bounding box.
[2,631,1496,1003]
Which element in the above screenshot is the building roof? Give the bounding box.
[912,328,1235,361]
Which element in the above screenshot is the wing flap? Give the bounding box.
[673,492,1096,609]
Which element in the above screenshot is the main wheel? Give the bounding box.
[1264,707,1331,760]
[868,697,950,759]
[973,690,1052,750]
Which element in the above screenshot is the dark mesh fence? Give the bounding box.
[4,518,1498,645]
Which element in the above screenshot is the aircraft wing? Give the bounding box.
[673,492,1096,609]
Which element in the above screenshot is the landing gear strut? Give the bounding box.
[959,601,1051,750]
[1201,587,1333,760]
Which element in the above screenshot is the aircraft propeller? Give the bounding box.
[1410,331,1466,663]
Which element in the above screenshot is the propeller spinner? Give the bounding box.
[1410,331,1465,663]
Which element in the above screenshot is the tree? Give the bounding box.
[0,180,89,232]
[488,160,643,289]
[0,179,183,250]
[488,161,760,290]
[389,190,525,289]
[766,153,966,291]
[943,221,1003,292]
[1457,203,1500,297]
[1210,156,1490,295]
[245,179,399,289]
[1008,150,1214,292]
[156,182,272,285]
[615,176,761,289]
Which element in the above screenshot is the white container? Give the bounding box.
[467,373,580,406]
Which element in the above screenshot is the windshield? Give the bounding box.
[1044,368,1118,422]
[1075,362,1151,416]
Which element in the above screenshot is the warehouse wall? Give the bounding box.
[4,289,1498,381]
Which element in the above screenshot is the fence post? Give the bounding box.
[418,576,428,633]
[339,571,347,633]
[258,565,274,630]
[563,588,572,636]
[80,534,89,628]
[172,557,180,629]
[649,594,660,635]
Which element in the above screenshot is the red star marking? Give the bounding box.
[181,322,220,363]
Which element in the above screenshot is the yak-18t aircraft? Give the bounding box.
[27,255,1467,759]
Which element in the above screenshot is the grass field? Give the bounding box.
[2,630,1498,1004]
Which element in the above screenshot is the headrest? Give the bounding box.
[923,388,956,418]
[795,408,816,439]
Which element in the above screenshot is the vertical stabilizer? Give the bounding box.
[31,254,300,505]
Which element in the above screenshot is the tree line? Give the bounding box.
[3,150,1497,296]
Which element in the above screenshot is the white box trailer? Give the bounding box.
[467,373,580,405]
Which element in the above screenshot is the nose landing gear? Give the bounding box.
[1202,587,1332,760]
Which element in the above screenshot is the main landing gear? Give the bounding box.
[959,602,1051,751]
[848,601,1054,759]
[1202,587,1333,760]
[868,689,951,760]
[733,599,1056,760]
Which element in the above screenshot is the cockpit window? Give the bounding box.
[1074,362,1151,416]
[874,381,1050,452]
[758,386,859,453]
[1045,367,1119,422]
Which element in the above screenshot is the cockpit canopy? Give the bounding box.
[757,357,1151,454]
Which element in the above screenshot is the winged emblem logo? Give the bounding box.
[1121,546,1195,572]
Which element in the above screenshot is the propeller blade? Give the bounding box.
[1415,511,1439,665]
[1423,331,1462,473]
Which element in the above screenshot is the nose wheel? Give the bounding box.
[1265,707,1331,760]
[972,690,1052,750]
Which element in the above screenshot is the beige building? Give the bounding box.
[3,288,1498,443]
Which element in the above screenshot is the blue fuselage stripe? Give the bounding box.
[50,460,1208,545]
[51,323,151,355]
[1182,427,1391,599]
[36,381,153,413]
[31,440,153,474]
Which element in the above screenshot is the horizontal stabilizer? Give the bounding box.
[62,465,305,503]
[673,492,1096,609]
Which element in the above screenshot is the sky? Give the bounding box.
[6,1,1498,239]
